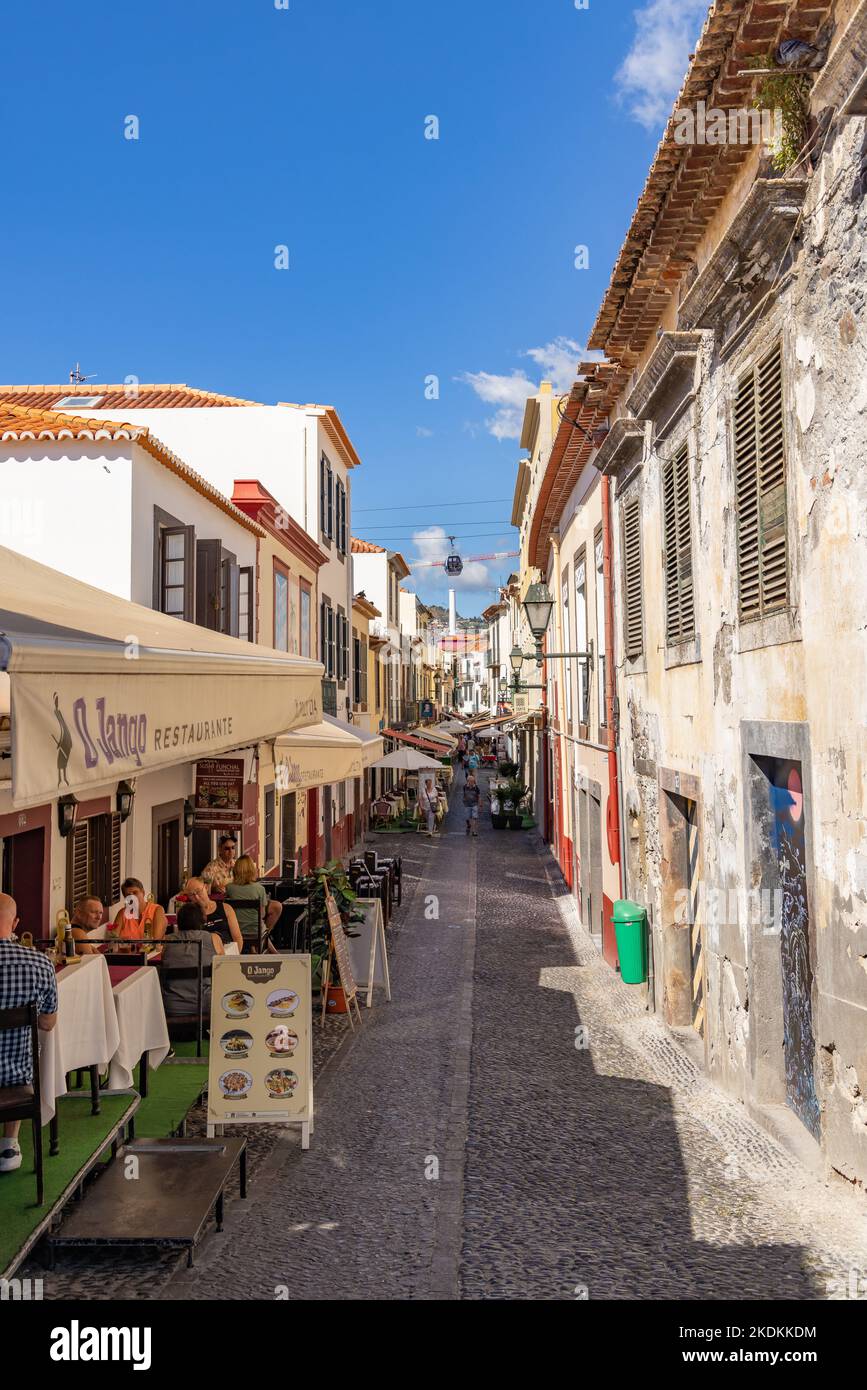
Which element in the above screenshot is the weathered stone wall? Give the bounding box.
[614,101,867,1184]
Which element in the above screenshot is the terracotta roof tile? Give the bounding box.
[351,537,386,554]
[0,384,262,409]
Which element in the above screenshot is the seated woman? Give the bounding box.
[180,877,243,952]
[111,877,166,944]
[226,855,282,952]
[160,901,223,1023]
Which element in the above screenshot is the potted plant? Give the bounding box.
[489,790,507,829]
[497,760,519,779]
[506,781,529,829]
[303,860,360,993]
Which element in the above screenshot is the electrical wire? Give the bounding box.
[354,496,513,513]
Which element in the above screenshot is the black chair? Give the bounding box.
[0,1003,45,1204]
[158,938,205,1058]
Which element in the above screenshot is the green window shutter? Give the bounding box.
[735,342,788,621]
[622,493,644,660]
[663,445,694,644]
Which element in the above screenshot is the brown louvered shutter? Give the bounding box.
[67,822,89,912]
[109,813,122,906]
[663,445,694,644]
[622,493,643,659]
[735,343,788,620]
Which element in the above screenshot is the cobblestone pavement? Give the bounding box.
[33,773,867,1300]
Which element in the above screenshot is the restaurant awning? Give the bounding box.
[0,545,323,808]
[383,728,451,756]
[323,714,384,768]
[274,720,364,792]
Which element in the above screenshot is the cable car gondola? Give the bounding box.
[444,536,463,576]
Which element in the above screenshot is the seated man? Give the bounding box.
[201,835,237,893]
[68,894,103,955]
[0,893,57,1173]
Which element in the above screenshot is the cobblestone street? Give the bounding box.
[153,777,867,1302]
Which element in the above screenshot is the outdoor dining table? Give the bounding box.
[39,954,119,1126]
[106,964,171,1093]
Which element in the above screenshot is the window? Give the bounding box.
[595,530,606,728]
[662,444,695,644]
[160,528,187,618]
[153,509,194,621]
[320,454,334,541]
[561,566,572,725]
[299,580,312,657]
[353,632,362,704]
[622,493,644,660]
[264,786,276,870]
[734,342,788,621]
[274,562,289,651]
[320,598,335,677]
[338,608,349,684]
[239,565,254,641]
[220,551,239,637]
[66,813,121,912]
[336,479,347,555]
[51,395,104,409]
[574,549,589,726]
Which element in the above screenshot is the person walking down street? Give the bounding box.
[463,773,482,837]
[418,777,439,836]
[467,749,480,780]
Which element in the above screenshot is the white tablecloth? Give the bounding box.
[107,967,171,1091]
[39,955,120,1124]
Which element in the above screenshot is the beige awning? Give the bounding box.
[274,721,365,792]
[0,545,323,807]
[323,714,384,768]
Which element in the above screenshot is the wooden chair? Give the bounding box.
[0,1003,45,1204]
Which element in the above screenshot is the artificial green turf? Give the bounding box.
[0,1060,208,1275]
[169,1038,210,1059]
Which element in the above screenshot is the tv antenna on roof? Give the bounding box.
[69,363,97,385]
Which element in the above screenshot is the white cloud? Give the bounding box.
[458,337,599,441]
[615,0,708,130]
[409,526,493,591]
[416,425,434,438]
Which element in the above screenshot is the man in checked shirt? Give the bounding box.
[0,894,57,1173]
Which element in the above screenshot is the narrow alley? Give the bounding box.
[155,782,867,1303]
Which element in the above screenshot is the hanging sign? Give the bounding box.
[194,757,245,830]
[207,954,313,1148]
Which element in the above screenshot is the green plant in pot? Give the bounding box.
[506,780,529,829]
[497,760,519,779]
[304,859,360,991]
[489,787,507,829]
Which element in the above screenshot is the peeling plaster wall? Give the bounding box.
[614,109,867,1183]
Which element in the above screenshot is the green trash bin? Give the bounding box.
[612,899,648,984]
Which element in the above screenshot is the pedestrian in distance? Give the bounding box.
[463,773,482,836]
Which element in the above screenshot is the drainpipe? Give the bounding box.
[601,475,624,899]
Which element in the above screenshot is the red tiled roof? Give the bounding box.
[351,537,386,554]
[0,383,263,409]
[588,0,833,366]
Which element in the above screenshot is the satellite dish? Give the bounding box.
[444,536,463,576]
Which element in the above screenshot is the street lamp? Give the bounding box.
[522,582,555,645]
[509,643,524,675]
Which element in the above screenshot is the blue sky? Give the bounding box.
[3,0,706,611]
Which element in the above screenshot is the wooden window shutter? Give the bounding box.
[320,455,326,533]
[195,540,222,630]
[735,343,788,621]
[662,445,694,644]
[67,822,89,911]
[109,813,122,905]
[622,494,643,660]
[320,600,326,664]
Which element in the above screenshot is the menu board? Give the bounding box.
[326,894,359,1004]
[207,954,313,1147]
[194,757,245,831]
